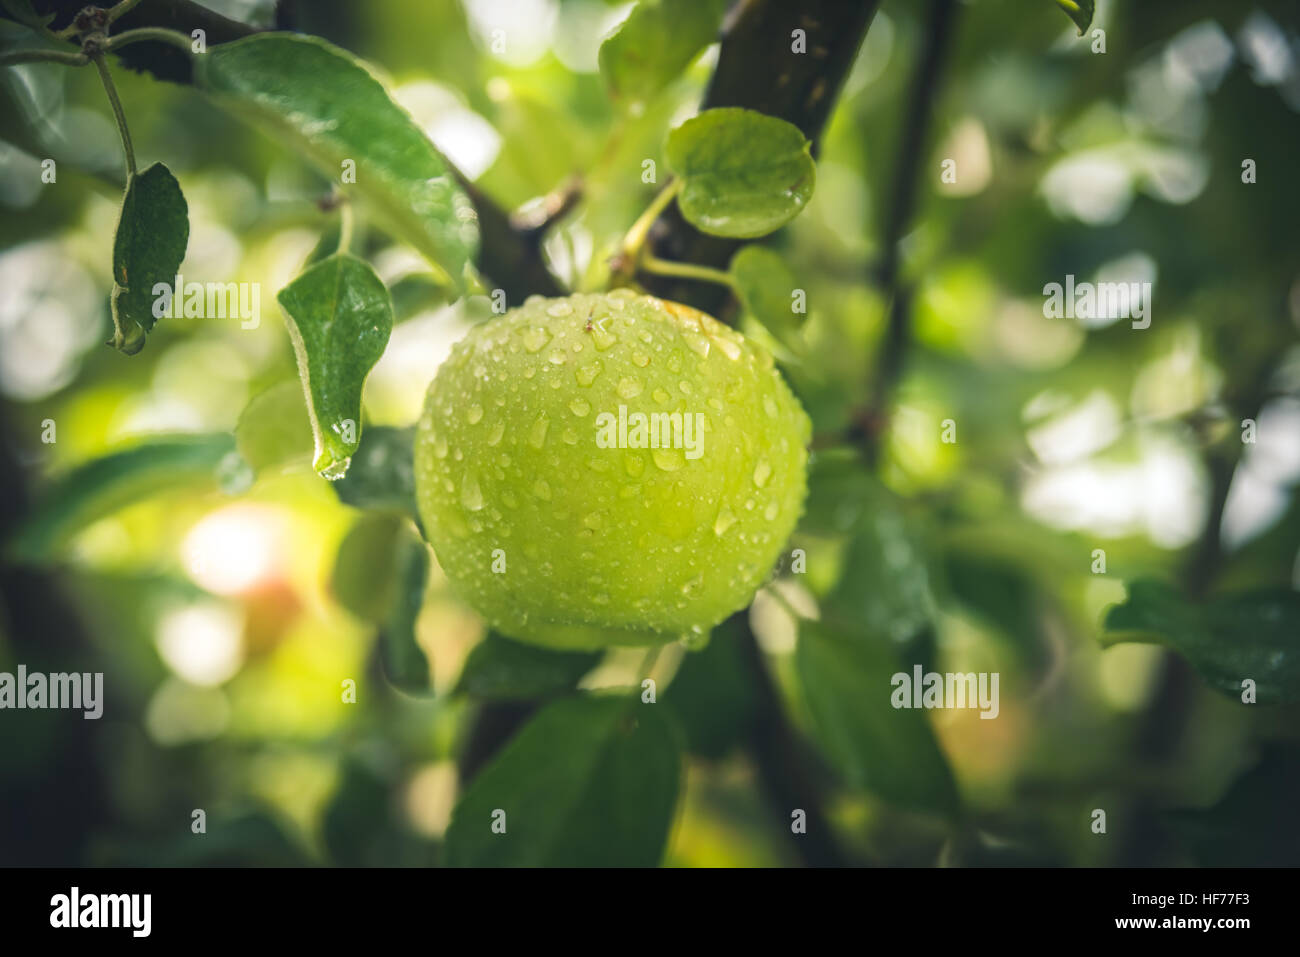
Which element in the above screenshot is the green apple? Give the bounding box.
[414,290,810,649]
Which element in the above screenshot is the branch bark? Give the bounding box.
[639,0,881,313]
[851,0,959,464]
[627,0,882,867]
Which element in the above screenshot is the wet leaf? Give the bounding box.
[443,695,681,866]
[665,107,815,238]
[197,33,478,288]
[275,253,393,480]
[109,162,189,354]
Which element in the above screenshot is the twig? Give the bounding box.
[853,0,959,465]
[92,53,135,176]
[733,613,847,867]
[104,27,196,54]
[508,174,583,235]
[638,0,882,312]
[1139,355,1280,761]
[0,48,89,67]
[637,253,734,288]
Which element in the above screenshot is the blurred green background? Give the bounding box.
[1,0,1299,867]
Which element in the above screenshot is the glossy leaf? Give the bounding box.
[730,244,804,350]
[196,33,478,288]
[797,621,959,816]
[665,107,815,239]
[5,434,237,563]
[443,695,681,866]
[109,162,189,355]
[598,0,728,108]
[1103,580,1300,704]
[455,632,600,701]
[332,425,418,518]
[275,253,393,480]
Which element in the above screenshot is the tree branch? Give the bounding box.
[638,0,881,313]
[1,0,562,303]
[733,612,847,866]
[851,0,959,464]
[623,0,881,868]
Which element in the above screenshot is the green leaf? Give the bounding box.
[390,273,453,323]
[275,253,393,480]
[1054,0,1095,35]
[378,527,432,695]
[799,451,877,536]
[332,425,417,518]
[331,512,406,623]
[443,695,681,866]
[304,220,344,269]
[234,379,314,474]
[797,621,959,816]
[729,244,804,351]
[598,0,728,108]
[109,162,189,355]
[665,107,816,239]
[822,477,935,649]
[332,514,432,693]
[662,614,760,759]
[5,434,237,563]
[196,33,478,288]
[1103,580,1300,704]
[456,632,600,701]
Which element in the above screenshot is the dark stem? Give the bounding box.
[92,52,135,176]
[1138,361,1278,763]
[853,0,959,464]
[452,172,566,305]
[638,0,881,313]
[734,613,847,866]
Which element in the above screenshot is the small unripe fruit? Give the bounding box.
[415,290,810,649]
